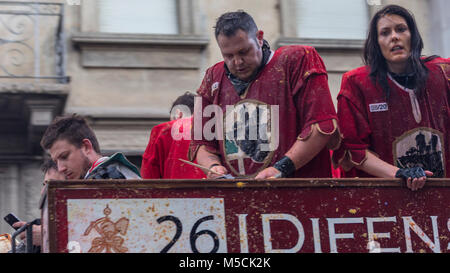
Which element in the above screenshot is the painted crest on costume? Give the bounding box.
[222,99,277,177]
[393,127,445,178]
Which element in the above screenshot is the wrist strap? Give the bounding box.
[395,167,426,179]
[273,156,296,178]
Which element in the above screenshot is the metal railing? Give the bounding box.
[0,1,68,83]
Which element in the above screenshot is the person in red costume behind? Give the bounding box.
[141,92,206,179]
[332,5,450,191]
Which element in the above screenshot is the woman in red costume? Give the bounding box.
[333,5,449,191]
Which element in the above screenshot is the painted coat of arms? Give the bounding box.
[83,204,129,253]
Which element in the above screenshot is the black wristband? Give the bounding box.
[273,156,296,178]
[395,167,426,179]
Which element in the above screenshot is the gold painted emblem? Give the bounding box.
[83,204,129,253]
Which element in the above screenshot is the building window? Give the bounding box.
[295,0,368,40]
[98,0,178,35]
[72,0,208,69]
[277,0,371,49]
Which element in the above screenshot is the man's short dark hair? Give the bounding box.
[40,114,100,153]
[214,10,258,39]
[41,155,57,174]
[170,91,195,114]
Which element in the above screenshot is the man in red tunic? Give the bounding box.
[189,11,340,179]
[141,92,206,179]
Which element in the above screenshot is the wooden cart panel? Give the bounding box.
[41,179,450,253]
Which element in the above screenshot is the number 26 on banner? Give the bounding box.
[157,215,220,253]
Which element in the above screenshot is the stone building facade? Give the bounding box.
[0,0,448,234]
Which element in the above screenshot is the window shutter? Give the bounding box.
[295,0,368,40]
[98,0,178,34]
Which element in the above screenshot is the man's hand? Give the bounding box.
[395,167,433,191]
[255,167,281,180]
[12,222,42,246]
[208,165,228,179]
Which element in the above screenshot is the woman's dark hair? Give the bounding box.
[364,5,435,99]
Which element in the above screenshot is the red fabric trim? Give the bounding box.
[187,143,220,162]
[88,157,106,173]
[297,119,341,150]
[331,148,368,171]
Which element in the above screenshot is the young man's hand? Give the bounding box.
[12,222,42,246]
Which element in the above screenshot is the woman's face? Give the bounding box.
[377,14,411,72]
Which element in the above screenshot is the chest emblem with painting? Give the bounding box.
[393,128,445,178]
[223,100,278,176]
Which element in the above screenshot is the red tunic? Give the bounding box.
[333,57,450,178]
[190,45,339,178]
[141,117,206,179]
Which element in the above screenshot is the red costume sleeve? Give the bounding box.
[440,62,450,95]
[289,46,328,97]
[290,47,340,149]
[295,74,340,150]
[332,73,371,168]
[189,66,221,161]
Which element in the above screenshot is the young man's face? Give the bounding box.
[49,139,92,179]
[217,29,264,82]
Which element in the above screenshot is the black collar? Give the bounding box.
[389,71,417,90]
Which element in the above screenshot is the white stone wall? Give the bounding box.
[0,162,43,235]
